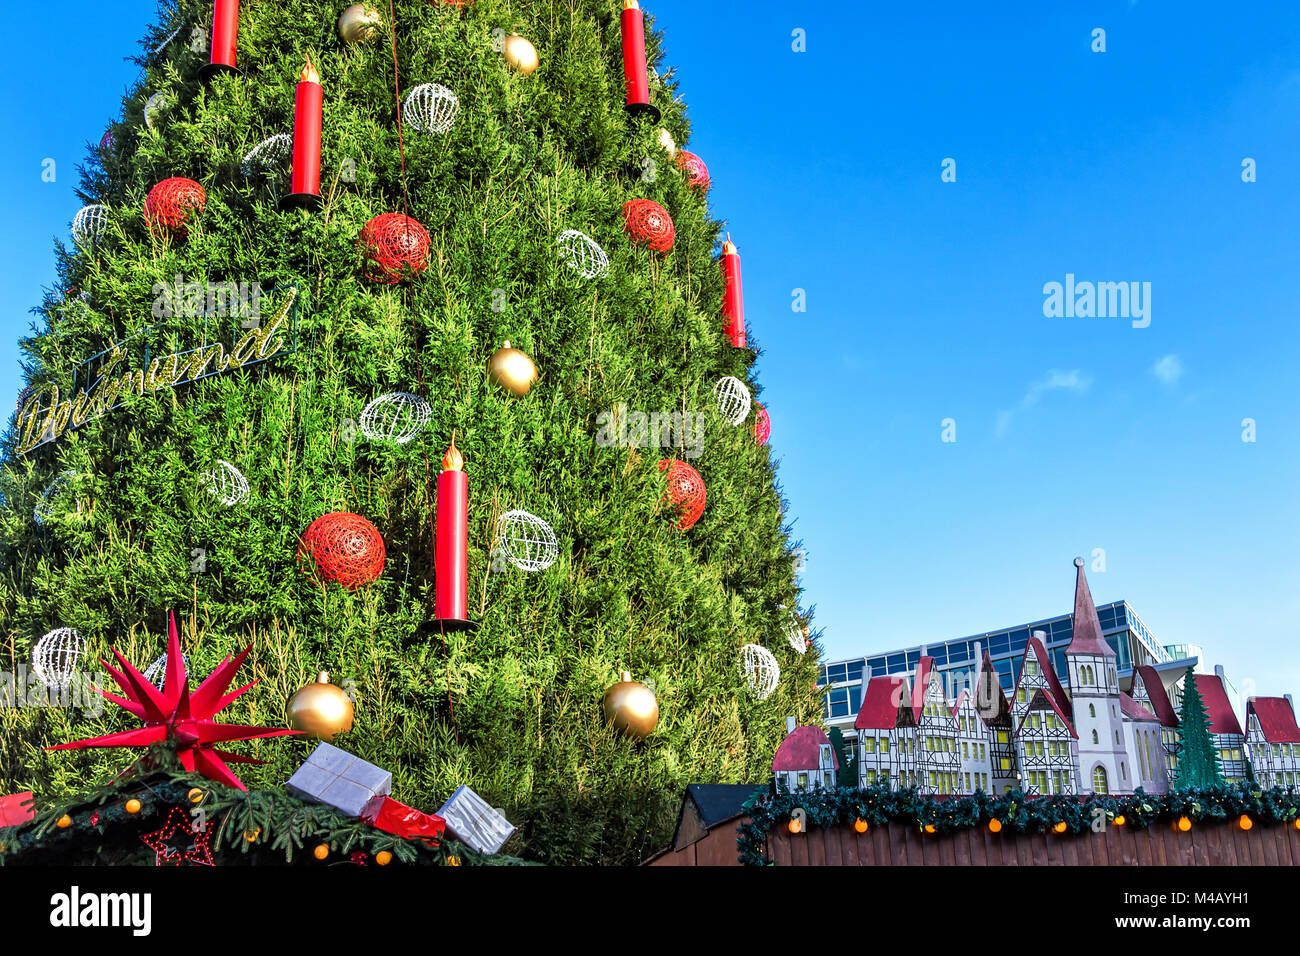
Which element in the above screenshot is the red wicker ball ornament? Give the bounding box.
[754,403,771,446]
[658,459,706,531]
[623,199,675,253]
[676,150,710,190]
[297,512,387,590]
[359,213,431,283]
[144,177,207,239]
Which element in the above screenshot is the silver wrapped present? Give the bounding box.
[437,785,515,855]
[286,742,392,819]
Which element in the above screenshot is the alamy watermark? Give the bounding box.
[151,274,264,324]
[595,403,705,459]
[1,667,104,716]
[1042,274,1150,328]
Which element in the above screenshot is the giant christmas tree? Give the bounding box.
[0,0,821,863]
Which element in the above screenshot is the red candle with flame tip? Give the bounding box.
[721,235,746,348]
[291,58,323,200]
[435,436,469,622]
[210,0,240,71]
[620,1,654,115]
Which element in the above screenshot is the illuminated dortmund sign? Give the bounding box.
[16,283,299,455]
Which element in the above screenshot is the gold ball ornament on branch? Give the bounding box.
[338,4,383,44]
[187,788,204,804]
[601,671,659,739]
[502,33,539,75]
[488,341,538,396]
[124,799,142,815]
[287,671,355,741]
[313,843,330,860]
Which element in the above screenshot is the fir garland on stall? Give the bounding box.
[736,783,1300,867]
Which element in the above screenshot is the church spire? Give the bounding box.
[1066,556,1115,657]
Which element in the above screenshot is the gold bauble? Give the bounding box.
[657,128,677,158]
[338,4,383,44]
[375,850,393,866]
[244,827,261,843]
[124,799,142,815]
[601,670,659,739]
[502,34,539,76]
[314,843,330,860]
[56,814,72,829]
[187,787,204,804]
[287,671,355,741]
[446,855,461,866]
[487,341,538,396]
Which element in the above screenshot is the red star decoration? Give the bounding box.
[47,610,300,789]
[140,806,213,867]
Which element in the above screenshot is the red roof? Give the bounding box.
[974,651,1011,726]
[1014,688,1078,739]
[772,725,838,772]
[1192,674,1243,737]
[910,656,937,721]
[1247,697,1300,743]
[1066,558,1115,657]
[950,689,969,717]
[0,792,34,829]
[1016,635,1073,722]
[1133,666,1179,727]
[1119,692,1158,722]
[855,676,910,730]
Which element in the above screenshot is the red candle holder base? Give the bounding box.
[624,102,661,122]
[429,618,479,634]
[199,63,243,83]
[279,193,323,212]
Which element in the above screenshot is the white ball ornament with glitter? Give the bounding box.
[32,628,86,691]
[494,510,559,572]
[557,230,609,279]
[713,376,752,426]
[360,392,432,444]
[241,133,293,178]
[403,83,460,134]
[739,643,780,701]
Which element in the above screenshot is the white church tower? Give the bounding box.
[1065,557,1131,794]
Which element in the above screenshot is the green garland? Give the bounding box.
[737,783,1300,866]
[0,761,529,866]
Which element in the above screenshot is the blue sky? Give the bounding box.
[3,2,1299,700]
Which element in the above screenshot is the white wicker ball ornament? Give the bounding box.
[144,650,191,689]
[557,229,610,279]
[33,471,76,526]
[241,133,293,178]
[200,460,250,506]
[713,376,752,426]
[71,205,110,245]
[403,83,459,135]
[739,643,780,701]
[785,611,808,655]
[32,628,85,691]
[359,392,432,444]
[144,92,168,130]
[494,509,559,572]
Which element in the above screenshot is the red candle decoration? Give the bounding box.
[623,199,675,253]
[658,459,706,531]
[200,0,241,81]
[676,150,710,190]
[620,1,659,120]
[721,234,745,348]
[434,435,472,628]
[282,58,324,211]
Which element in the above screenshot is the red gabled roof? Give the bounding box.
[1014,688,1078,739]
[1119,692,1158,723]
[974,651,1011,726]
[1134,665,1179,727]
[1192,674,1243,737]
[772,725,838,772]
[855,676,910,730]
[950,689,969,718]
[0,792,34,829]
[910,656,936,721]
[1066,557,1116,657]
[1247,697,1300,744]
[1016,635,1073,722]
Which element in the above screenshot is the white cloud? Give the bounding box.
[1151,354,1184,386]
[997,369,1092,437]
